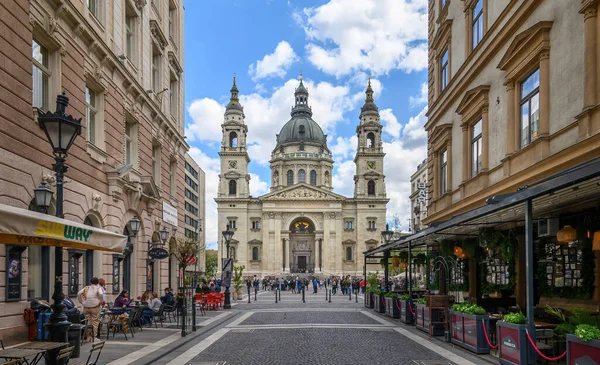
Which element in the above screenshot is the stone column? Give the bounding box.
[505,83,516,156]
[538,51,551,138]
[282,238,286,272]
[582,4,598,108]
[315,239,320,272]
[285,238,290,272]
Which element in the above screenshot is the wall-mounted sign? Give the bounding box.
[417,182,427,203]
[163,202,178,226]
[149,247,169,260]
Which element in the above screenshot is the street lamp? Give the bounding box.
[159,226,169,243]
[381,224,394,245]
[129,216,141,237]
[34,181,53,213]
[37,92,82,343]
[222,225,234,310]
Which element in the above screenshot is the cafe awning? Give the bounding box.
[0,204,127,252]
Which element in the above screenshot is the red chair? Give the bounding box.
[206,294,219,311]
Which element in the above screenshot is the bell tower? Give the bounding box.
[218,76,250,198]
[354,78,386,198]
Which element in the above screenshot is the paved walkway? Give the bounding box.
[79,289,496,365]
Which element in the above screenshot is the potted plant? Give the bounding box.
[398,293,415,324]
[497,312,532,365]
[384,292,398,318]
[414,296,445,336]
[566,320,600,363]
[373,289,386,313]
[365,272,378,309]
[232,265,245,301]
[450,303,491,354]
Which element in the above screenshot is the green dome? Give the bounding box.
[277,116,327,147]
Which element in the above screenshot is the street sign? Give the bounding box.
[185,256,197,265]
[148,247,169,260]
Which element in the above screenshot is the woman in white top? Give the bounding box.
[143,292,162,325]
[77,277,105,341]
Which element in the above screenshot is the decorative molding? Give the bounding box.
[168,51,183,74]
[262,186,341,201]
[150,20,168,50]
[135,0,147,10]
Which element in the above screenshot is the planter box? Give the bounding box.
[385,297,400,319]
[567,334,600,365]
[449,310,490,354]
[373,294,385,313]
[364,293,374,309]
[415,303,444,336]
[497,321,534,365]
[398,300,415,324]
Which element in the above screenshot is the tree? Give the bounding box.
[205,251,218,278]
[168,237,204,274]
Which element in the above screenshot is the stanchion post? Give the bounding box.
[328,289,331,303]
[278,288,281,301]
[355,289,358,303]
[254,287,257,301]
[275,288,278,303]
[302,287,305,303]
[248,287,251,303]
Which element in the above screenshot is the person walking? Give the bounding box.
[312,278,318,294]
[77,277,104,342]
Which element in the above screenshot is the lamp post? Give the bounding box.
[37,93,82,343]
[222,225,234,310]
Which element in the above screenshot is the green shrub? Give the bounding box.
[575,324,600,341]
[452,303,486,315]
[384,292,397,298]
[416,297,427,305]
[399,294,410,300]
[502,312,527,324]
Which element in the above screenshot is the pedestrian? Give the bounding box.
[77,277,104,342]
[312,278,318,294]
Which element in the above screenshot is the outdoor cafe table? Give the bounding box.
[0,347,47,365]
[15,341,68,364]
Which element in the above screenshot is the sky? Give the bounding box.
[183,0,429,249]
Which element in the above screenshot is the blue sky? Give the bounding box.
[183,0,429,249]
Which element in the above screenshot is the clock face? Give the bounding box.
[228,160,237,169]
[367,161,375,169]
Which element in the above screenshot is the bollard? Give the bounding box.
[302,287,305,303]
[248,287,251,303]
[349,288,352,301]
[325,288,328,301]
[278,288,281,301]
[275,288,278,303]
[180,304,187,337]
[328,289,331,303]
[355,290,358,303]
[255,287,257,301]
[192,290,197,332]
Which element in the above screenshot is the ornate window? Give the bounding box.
[345,247,353,261]
[32,40,50,111]
[472,0,484,49]
[367,220,376,231]
[252,247,259,261]
[229,132,238,148]
[125,7,138,65]
[228,180,237,195]
[440,149,448,195]
[519,69,540,148]
[152,49,160,92]
[298,169,306,183]
[299,125,305,135]
[367,180,376,196]
[367,133,375,148]
[124,118,138,168]
[152,145,161,187]
[310,170,317,185]
[299,142,304,151]
[227,219,237,230]
[251,220,260,230]
[471,119,482,177]
[287,170,294,185]
[344,220,353,231]
[440,48,449,91]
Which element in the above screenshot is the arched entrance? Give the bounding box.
[289,218,316,273]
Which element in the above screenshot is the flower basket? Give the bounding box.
[450,310,491,354]
[566,334,600,364]
[385,297,400,319]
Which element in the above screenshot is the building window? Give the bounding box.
[152,145,161,186]
[298,169,306,183]
[169,160,176,197]
[287,170,294,185]
[170,77,178,118]
[440,48,449,91]
[367,181,376,196]
[471,119,482,177]
[472,0,484,49]
[124,120,137,166]
[366,133,375,148]
[441,0,448,8]
[229,180,237,195]
[32,40,50,111]
[185,175,198,191]
[345,247,353,261]
[299,142,304,151]
[85,87,98,144]
[185,188,198,203]
[299,125,305,135]
[185,202,198,216]
[345,221,353,230]
[251,220,260,230]
[88,0,102,22]
[440,149,448,195]
[367,220,376,230]
[169,3,177,43]
[519,68,540,149]
[125,10,137,64]
[185,162,199,179]
[228,220,236,230]
[252,247,259,261]
[152,50,160,92]
[229,132,238,148]
[310,170,317,185]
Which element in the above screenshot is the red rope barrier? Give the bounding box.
[481,321,498,349]
[408,302,416,316]
[395,300,402,311]
[525,329,566,361]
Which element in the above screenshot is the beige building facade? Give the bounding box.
[409,158,428,233]
[424,0,600,225]
[0,0,187,343]
[216,77,388,277]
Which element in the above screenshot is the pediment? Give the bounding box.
[498,21,553,72]
[343,239,356,245]
[140,176,161,199]
[365,239,379,245]
[248,239,262,245]
[260,183,345,201]
[223,171,242,179]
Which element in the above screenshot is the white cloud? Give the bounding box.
[187,147,221,249]
[186,98,225,143]
[409,82,428,108]
[380,108,401,139]
[295,0,428,77]
[332,160,356,196]
[249,173,268,196]
[330,136,357,161]
[248,41,299,81]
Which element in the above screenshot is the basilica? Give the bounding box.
[215,75,388,277]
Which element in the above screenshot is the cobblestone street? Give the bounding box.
[130,290,490,365]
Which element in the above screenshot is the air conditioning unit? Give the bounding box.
[538,218,559,237]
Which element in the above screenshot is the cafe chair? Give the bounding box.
[67,341,105,365]
[108,309,138,341]
[55,346,74,365]
[147,304,167,328]
[163,305,176,323]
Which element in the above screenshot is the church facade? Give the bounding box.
[215,76,388,277]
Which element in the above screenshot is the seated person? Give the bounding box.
[112,290,130,313]
[160,288,175,306]
[143,292,162,325]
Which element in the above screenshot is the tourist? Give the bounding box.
[161,288,174,306]
[77,277,104,342]
[114,290,130,308]
[312,278,318,294]
[143,292,162,325]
